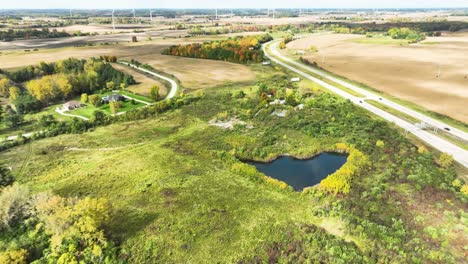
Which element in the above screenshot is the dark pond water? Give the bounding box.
[247,153,348,191]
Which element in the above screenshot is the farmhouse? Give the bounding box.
[62,100,84,111]
[102,94,125,103]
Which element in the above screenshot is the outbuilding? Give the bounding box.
[62,100,84,111]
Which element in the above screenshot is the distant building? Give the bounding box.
[262,61,271,66]
[62,100,84,111]
[291,77,300,82]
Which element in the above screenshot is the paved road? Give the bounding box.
[119,62,178,99]
[263,40,468,168]
[267,40,468,142]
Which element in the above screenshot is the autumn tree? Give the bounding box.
[437,153,453,168]
[0,78,12,97]
[106,81,115,91]
[8,86,21,101]
[109,101,123,115]
[81,93,88,104]
[0,184,31,229]
[88,94,101,107]
[150,85,160,101]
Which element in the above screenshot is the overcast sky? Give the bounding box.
[2,0,468,9]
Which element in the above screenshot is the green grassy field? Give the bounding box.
[70,92,147,118]
[0,60,466,263]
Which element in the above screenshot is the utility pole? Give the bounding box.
[215,8,218,20]
[133,9,136,22]
[150,10,153,22]
[69,9,72,19]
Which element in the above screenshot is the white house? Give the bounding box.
[262,61,271,66]
[291,77,300,82]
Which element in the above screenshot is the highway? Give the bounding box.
[263,40,468,168]
[267,40,468,142]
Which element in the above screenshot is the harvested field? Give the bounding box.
[0,38,256,89]
[111,63,168,97]
[287,32,468,123]
[55,24,168,34]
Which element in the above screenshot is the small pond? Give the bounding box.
[246,153,348,191]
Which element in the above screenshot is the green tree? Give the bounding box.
[149,85,160,101]
[0,164,14,188]
[92,110,106,124]
[4,114,23,128]
[38,114,56,128]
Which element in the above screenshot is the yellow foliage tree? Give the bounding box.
[437,153,453,168]
[319,144,370,194]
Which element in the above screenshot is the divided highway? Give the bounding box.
[263,40,468,168]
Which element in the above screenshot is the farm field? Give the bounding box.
[0,39,257,89]
[111,63,169,97]
[286,32,468,123]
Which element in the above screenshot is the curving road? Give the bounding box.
[263,40,468,168]
[119,62,178,99]
[2,64,179,142]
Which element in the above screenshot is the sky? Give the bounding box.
[1,0,468,9]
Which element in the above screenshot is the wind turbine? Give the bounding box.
[150,10,153,22]
[112,9,116,32]
[215,8,218,20]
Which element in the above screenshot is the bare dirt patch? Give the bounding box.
[287,33,468,123]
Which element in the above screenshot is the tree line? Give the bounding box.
[162,35,273,64]
[0,57,135,117]
[0,28,73,42]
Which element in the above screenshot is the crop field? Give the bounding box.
[287,32,468,123]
